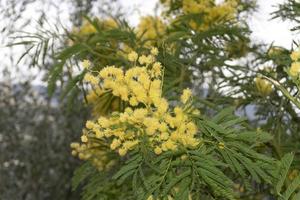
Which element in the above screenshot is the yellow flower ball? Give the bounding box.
[154,146,163,155]
[290,62,300,77]
[81,135,88,143]
[181,88,192,103]
[82,59,91,69]
[291,50,300,61]
[255,77,272,96]
[128,51,138,62]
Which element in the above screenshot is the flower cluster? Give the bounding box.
[162,0,238,31]
[70,140,116,171]
[255,76,272,97]
[73,17,118,37]
[289,49,300,77]
[185,0,238,31]
[72,49,200,162]
[136,16,167,46]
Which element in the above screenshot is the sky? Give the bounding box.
[118,0,299,47]
[1,0,299,84]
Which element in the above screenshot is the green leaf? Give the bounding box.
[162,169,191,196]
[276,153,294,194]
[47,59,65,96]
[282,175,300,200]
[72,162,96,190]
[60,72,85,99]
[57,43,87,59]
[112,156,142,180]
[174,177,191,200]
[292,191,300,200]
[212,107,235,124]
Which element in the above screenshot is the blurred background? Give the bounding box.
[0,0,298,199]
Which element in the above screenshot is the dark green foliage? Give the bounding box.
[72,108,291,200]
[0,81,87,200]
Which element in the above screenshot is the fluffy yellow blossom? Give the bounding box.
[255,77,272,96]
[152,62,162,77]
[81,135,88,143]
[86,120,96,129]
[154,146,163,155]
[84,73,99,85]
[110,139,121,150]
[290,62,300,77]
[182,0,211,14]
[73,50,200,160]
[151,47,159,55]
[70,142,80,149]
[129,97,139,106]
[162,140,177,151]
[82,59,91,69]
[181,88,192,103]
[139,55,155,65]
[98,117,111,128]
[133,108,148,121]
[76,17,118,36]
[136,16,166,46]
[160,132,169,140]
[186,122,197,135]
[288,169,299,180]
[181,0,237,31]
[123,140,139,150]
[118,148,127,156]
[94,129,103,138]
[128,51,138,62]
[102,18,118,29]
[290,50,300,61]
[71,141,116,170]
[78,20,97,35]
[155,98,169,114]
[218,142,225,149]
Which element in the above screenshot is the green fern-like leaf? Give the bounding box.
[276,153,294,194]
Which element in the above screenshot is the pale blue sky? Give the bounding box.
[119,0,299,47]
[1,0,299,83]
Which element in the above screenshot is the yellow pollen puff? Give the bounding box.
[73,52,201,162]
[186,122,197,135]
[181,88,192,103]
[136,16,166,42]
[84,73,99,85]
[155,98,169,114]
[71,150,77,156]
[151,47,159,56]
[133,108,148,121]
[154,146,162,155]
[86,120,95,129]
[138,55,154,65]
[110,139,121,150]
[123,140,139,150]
[129,96,138,106]
[160,132,169,140]
[98,117,110,128]
[128,51,138,62]
[163,140,177,151]
[218,142,225,149]
[255,77,272,96]
[290,50,300,61]
[70,142,80,148]
[118,148,127,156]
[152,62,162,77]
[82,59,91,69]
[81,135,88,143]
[290,62,300,77]
[94,129,103,138]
